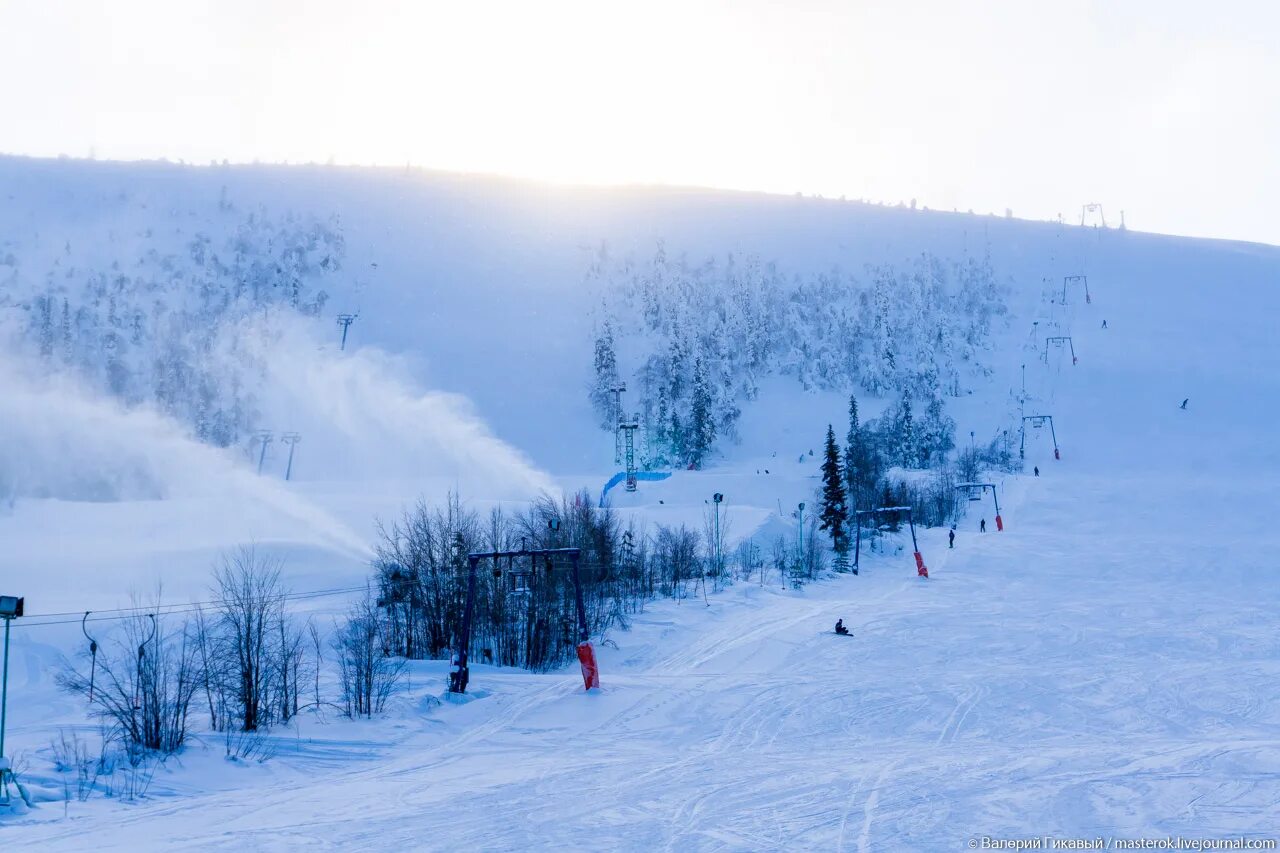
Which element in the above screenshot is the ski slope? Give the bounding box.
[16,463,1280,848]
[1,158,1279,846]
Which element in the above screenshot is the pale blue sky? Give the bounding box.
[1,0,1277,244]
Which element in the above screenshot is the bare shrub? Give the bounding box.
[58,609,199,756]
[334,593,405,718]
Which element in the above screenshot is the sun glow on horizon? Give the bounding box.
[2,0,1279,243]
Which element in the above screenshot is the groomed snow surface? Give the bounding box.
[1,161,1279,848]
[10,458,1280,849]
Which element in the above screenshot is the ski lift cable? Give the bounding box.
[17,552,690,631]
[13,585,371,629]
[15,560,639,629]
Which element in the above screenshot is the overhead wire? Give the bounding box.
[13,584,371,629]
[14,560,646,630]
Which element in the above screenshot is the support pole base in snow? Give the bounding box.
[448,658,469,694]
[914,551,928,578]
[577,641,600,691]
[1054,448,1061,460]
[995,514,1004,532]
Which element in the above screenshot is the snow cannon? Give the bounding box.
[577,641,600,690]
[914,551,928,578]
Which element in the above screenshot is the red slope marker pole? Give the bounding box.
[908,513,928,578]
[577,642,600,690]
[570,552,600,690]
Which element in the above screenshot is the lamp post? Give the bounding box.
[712,493,723,577]
[0,595,23,804]
[796,502,806,577]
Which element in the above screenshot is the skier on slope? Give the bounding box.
[834,618,851,636]
[1034,466,1040,477]
[948,527,955,549]
[980,518,987,533]
[1102,319,1108,329]
[1180,398,1189,410]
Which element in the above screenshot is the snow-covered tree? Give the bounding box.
[590,321,620,428]
[589,245,1007,467]
[687,357,715,468]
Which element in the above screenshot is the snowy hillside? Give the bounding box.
[1,156,1279,846]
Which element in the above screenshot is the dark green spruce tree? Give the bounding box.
[820,424,850,571]
[844,395,861,505]
[844,394,881,516]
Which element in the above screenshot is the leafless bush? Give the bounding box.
[703,504,732,592]
[212,548,286,732]
[735,540,763,583]
[654,524,701,598]
[224,729,277,763]
[771,536,791,588]
[50,729,103,803]
[58,609,199,756]
[195,548,313,733]
[114,749,156,802]
[334,593,405,718]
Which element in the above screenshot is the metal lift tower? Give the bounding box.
[956,483,1004,531]
[852,507,929,578]
[1021,414,1060,460]
[449,546,598,694]
[620,420,640,491]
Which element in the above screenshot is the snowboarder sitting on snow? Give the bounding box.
[980,518,987,533]
[834,619,850,636]
[948,527,955,549]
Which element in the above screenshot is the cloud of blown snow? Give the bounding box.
[246,315,556,498]
[0,356,375,556]
[0,313,553,519]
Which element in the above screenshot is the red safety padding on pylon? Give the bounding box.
[576,641,600,690]
[1054,448,1061,460]
[914,551,928,578]
[995,514,1004,532]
